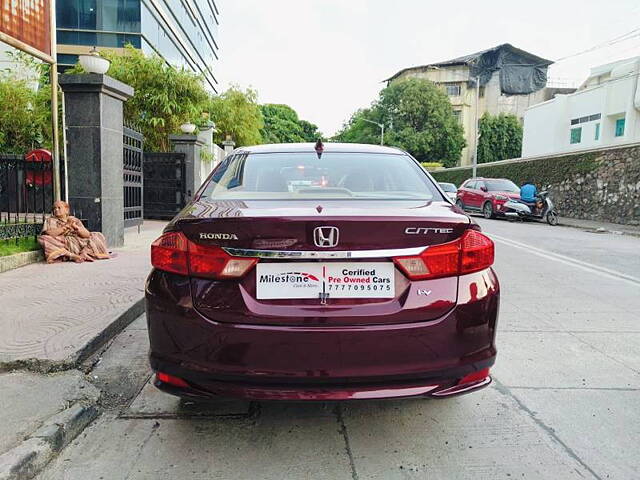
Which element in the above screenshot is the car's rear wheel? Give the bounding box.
[455,199,465,211]
[483,202,494,219]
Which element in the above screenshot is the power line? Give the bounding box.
[553,27,640,63]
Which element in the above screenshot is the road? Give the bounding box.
[38,218,640,480]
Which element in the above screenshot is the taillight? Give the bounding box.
[151,232,258,279]
[189,242,258,279]
[393,230,494,280]
[151,232,188,275]
[460,229,494,274]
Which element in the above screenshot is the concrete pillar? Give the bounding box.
[169,133,207,202]
[59,74,134,247]
[222,135,236,156]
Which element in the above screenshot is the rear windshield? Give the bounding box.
[199,152,443,200]
[485,179,519,193]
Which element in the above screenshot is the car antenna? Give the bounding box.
[315,138,324,158]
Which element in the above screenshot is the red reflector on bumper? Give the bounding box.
[157,372,189,388]
[458,367,490,385]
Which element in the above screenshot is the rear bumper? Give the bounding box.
[151,363,493,401]
[145,269,499,401]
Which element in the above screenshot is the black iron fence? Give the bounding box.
[123,125,144,228]
[0,153,54,242]
[143,152,186,220]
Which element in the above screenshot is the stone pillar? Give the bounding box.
[59,74,133,247]
[169,133,207,202]
[222,135,236,156]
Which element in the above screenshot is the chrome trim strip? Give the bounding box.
[222,246,427,259]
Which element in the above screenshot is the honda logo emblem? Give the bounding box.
[313,226,339,248]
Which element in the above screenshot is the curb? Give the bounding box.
[0,403,99,480]
[0,298,145,374]
[558,218,640,238]
[0,251,43,274]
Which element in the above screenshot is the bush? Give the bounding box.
[431,151,600,188]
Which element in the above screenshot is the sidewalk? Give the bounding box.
[0,221,165,372]
[559,216,640,237]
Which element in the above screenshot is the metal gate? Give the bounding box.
[143,152,186,220]
[123,126,144,228]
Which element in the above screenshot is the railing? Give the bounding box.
[0,153,53,242]
[143,152,186,220]
[123,126,144,229]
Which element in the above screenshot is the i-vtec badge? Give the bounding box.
[405,227,454,235]
[199,233,239,240]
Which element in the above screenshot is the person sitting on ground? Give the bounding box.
[38,201,110,263]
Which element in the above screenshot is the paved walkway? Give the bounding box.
[559,216,640,237]
[0,221,165,371]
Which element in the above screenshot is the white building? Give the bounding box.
[522,57,640,157]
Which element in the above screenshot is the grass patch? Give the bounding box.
[0,237,40,257]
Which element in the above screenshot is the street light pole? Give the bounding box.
[360,118,385,145]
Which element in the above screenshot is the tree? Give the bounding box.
[0,52,53,154]
[477,113,523,163]
[298,119,323,142]
[260,104,323,143]
[333,108,382,145]
[206,86,263,146]
[334,78,465,167]
[68,45,210,151]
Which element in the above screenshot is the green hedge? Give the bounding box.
[431,151,602,188]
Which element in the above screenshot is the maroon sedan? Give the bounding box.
[146,143,499,401]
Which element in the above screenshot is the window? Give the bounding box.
[570,113,601,126]
[444,84,461,96]
[465,181,476,190]
[452,110,462,124]
[615,118,626,137]
[200,153,443,201]
[439,182,457,193]
[594,123,600,140]
[570,127,582,144]
[478,86,485,98]
[485,179,520,193]
[56,0,141,32]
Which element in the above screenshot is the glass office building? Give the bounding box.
[56,0,219,91]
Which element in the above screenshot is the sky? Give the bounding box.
[215,0,640,137]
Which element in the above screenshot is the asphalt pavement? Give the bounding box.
[37,217,640,480]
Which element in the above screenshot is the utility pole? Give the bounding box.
[472,74,480,178]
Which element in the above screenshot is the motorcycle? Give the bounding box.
[503,191,559,226]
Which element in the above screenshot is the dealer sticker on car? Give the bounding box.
[256,262,395,300]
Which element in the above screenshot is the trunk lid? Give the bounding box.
[176,199,470,326]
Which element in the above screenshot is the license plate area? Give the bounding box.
[256,262,395,300]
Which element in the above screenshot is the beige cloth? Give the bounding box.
[38,216,110,263]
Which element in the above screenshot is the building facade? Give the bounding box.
[56,0,219,91]
[385,44,563,166]
[522,57,640,158]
